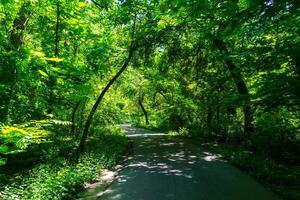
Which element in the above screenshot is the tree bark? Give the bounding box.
[54,1,60,59]
[138,98,149,125]
[216,94,221,132]
[48,1,60,114]
[71,101,81,134]
[9,4,30,50]
[91,0,106,10]
[207,106,212,131]
[213,39,254,135]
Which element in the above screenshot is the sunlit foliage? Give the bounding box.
[0,0,299,199]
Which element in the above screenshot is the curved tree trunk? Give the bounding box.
[213,39,254,136]
[138,98,149,125]
[76,40,137,158]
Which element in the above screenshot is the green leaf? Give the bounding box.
[44,57,64,62]
[0,145,9,154]
[38,69,49,77]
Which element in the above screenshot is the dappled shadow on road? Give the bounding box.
[124,136,223,175]
[98,136,228,199]
[97,125,277,200]
[118,124,166,137]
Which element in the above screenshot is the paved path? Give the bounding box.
[82,124,278,200]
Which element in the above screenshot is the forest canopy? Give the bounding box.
[0,0,299,199]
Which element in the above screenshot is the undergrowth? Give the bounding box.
[0,125,127,200]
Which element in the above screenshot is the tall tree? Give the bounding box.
[77,17,137,155]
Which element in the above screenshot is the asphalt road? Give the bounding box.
[84,124,279,200]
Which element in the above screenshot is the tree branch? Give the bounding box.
[91,0,105,10]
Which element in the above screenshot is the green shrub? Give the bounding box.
[0,120,72,166]
[253,108,299,157]
[168,127,193,137]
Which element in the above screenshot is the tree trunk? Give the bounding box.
[71,101,81,134]
[216,95,221,132]
[76,41,137,157]
[0,3,30,122]
[48,1,60,114]
[213,39,254,135]
[76,15,137,158]
[138,98,149,125]
[9,4,29,50]
[207,106,212,131]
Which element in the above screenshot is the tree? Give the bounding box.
[76,16,138,155]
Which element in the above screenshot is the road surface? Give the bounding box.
[80,124,278,200]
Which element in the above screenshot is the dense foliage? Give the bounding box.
[0,0,299,199]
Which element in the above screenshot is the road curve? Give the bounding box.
[85,124,279,200]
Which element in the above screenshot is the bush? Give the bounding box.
[0,120,72,167]
[168,127,194,137]
[253,108,300,158]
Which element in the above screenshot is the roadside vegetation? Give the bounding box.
[0,124,126,199]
